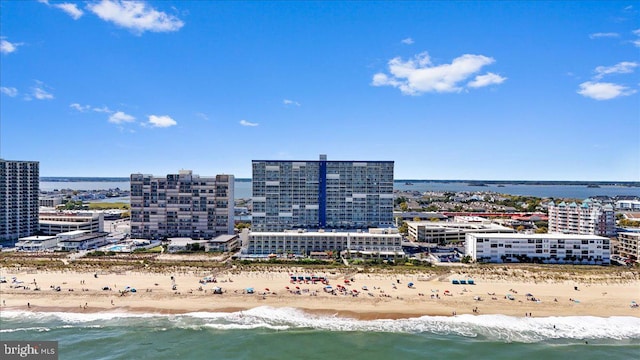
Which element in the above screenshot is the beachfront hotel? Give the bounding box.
[547,199,615,237]
[406,216,515,245]
[465,233,611,264]
[244,228,403,258]
[252,154,394,232]
[0,159,39,242]
[129,170,234,239]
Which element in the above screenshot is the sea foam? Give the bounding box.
[2,308,639,343]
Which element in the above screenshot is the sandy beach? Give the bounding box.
[2,264,639,319]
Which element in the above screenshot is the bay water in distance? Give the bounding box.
[1,308,639,360]
[39,178,640,200]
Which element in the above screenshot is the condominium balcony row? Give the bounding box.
[465,233,611,264]
[243,229,402,256]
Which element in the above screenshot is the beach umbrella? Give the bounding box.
[265,288,270,291]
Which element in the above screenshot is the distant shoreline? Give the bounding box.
[39,177,640,187]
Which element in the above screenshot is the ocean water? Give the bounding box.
[1,308,639,360]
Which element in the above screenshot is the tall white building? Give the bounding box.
[547,199,615,237]
[465,233,611,264]
[0,159,39,242]
[252,154,394,231]
[130,170,234,239]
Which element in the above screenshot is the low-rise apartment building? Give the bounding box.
[39,196,63,208]
[407,217,515,244]
[617,232,640,262]
[465,233,611,264]
[245,229,403,258]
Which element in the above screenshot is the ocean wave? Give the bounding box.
[0,310,158,323]
[2,308,639,342]
[0,326,50,333]
[203,323,290,331]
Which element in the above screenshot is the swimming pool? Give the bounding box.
[106,245,127,252]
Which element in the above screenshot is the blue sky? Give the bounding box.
[1,1,638,180]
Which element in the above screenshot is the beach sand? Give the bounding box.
[2,265,639,319]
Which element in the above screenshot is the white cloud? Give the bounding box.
[633,29,640,47]
[109,111,135,124]
[401,37,414,45]
[39,0,84,19]
[594,61,638,79]
[70,103,91,111]
[283,99,301,106]
[87,0,184,34]
[32,83,54,100]
[577,81,636,100]
[54,3,84,20]
[0,87,18,97]
[71,102,114,113]
[372,52,503,95]
[467,72,507,88]
[93,106,113,113]
[239,119,258,127]
[0,38,22,54]
[148,115,177,127]
[589,32,619,39]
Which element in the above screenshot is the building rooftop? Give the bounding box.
[210,234,238,243]
[468,233,610,240]
[18,235,57,241]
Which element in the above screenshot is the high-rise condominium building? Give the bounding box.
[130,170,234,239]
[252,155,394,232]
[0,159,40,242]
[547,199,615,237]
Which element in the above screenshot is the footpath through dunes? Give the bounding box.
[1,255,639,319]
